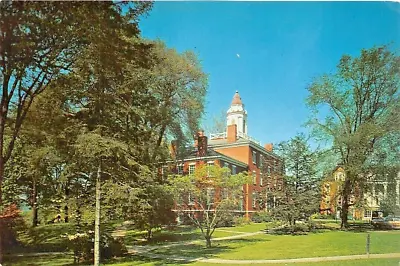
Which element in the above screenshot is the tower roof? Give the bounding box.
[231,90,243,105]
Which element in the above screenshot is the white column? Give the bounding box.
[396,181,400,206]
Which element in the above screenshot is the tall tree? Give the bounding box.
[169,165,248,248]
[263,134,319,225]
[0,2,152,262]
[306,45,400,228]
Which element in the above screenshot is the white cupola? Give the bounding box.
[227,91,247,136]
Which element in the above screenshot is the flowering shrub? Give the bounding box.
[0,204,25,251]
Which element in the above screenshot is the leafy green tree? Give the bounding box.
[0,2,151,261]
[169,165,249,248]
[263,134,320,225]
[306,45,400,228]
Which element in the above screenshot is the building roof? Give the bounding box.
[175,147,248,168]
[208,137,281,159]
[231,90,243,105]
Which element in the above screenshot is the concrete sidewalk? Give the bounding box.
[131,251,400,264]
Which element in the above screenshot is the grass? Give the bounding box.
[220,222,266,233]
[6,221,400,266]
[123,224,253,246]
[5,254,400,266]
[151,231,400,260]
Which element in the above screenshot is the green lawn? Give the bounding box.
[123,224,252,246]
[219,222,267,232]
[6,222,400,266]
[5,254,400,266]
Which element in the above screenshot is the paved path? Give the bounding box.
[199,253,400,264]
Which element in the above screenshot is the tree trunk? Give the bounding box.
[64,183,69,223]
[32,179,38,227]
[205,235,212,248]
[94,163,101,266]
[0,156,5,264]
[147,228,152,240]
[340,178,351,229]
[64,205,69,223]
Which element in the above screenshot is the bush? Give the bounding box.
[233,216,250,226]
[310,213,335,220]
[252,212,273,223]
[65,230,127,264]
[265,221,282,230]
[1,204,26,252]
[270,223,310,235]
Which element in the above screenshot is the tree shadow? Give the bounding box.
[125,226,202,246]
[103,255,196,265]
[151,236,267,259]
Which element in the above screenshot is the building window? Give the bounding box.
[252,170,257,185]
[177,164,183,175]
[239,197,244,211]
[188,192,194,205]
[260,175,263,186]
[335,172,345,181]
[324,183,330,193]
[207,161,214,177]
[252,151,257,164]
[189,164,196,175]
[252,192,257,209]
[232,165,237,175]
[207,188,215,205]
[260,155,263,168]
[364,210,372,218]
[267,166,271,176]
[221,188,228,200]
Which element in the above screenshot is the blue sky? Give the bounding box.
[139,2,400,146]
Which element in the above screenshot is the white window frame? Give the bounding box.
[252,170,257,185]
[177,164,184,175]
[189,163,196,176]
[232,165,237,175]
[252,192,257,208]
[188,192,194,205]
[207,188,215,206]
[252,151,257,164]
[207,161,214,177]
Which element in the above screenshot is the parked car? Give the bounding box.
[372,216,400,230]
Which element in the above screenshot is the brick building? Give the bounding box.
[166,91,283,219]
[320,166,400,220]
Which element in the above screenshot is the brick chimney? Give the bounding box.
[169,140,177,159]
[264,143,273,152]
[196,130,207,157]
[227,124,237,143]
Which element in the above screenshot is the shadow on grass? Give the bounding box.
[125,226,202,246]
[9,223,74,254]
[104,254,196,266]
[152,236,267,259]
[10,221,122,254]
[4,253,193,266]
